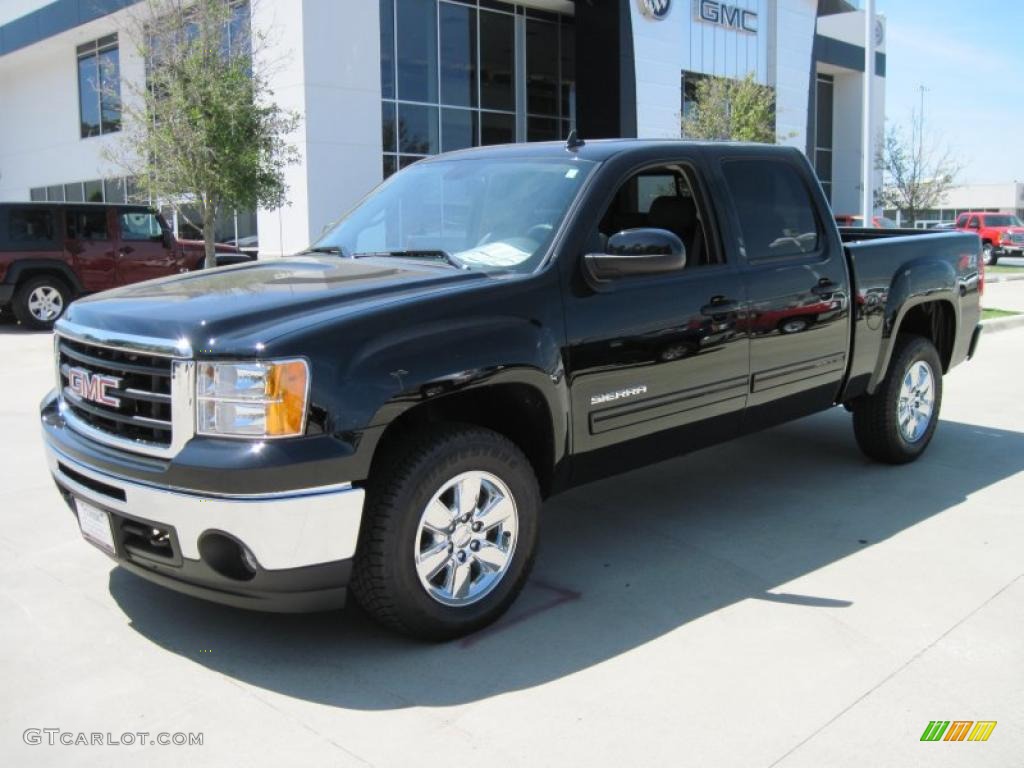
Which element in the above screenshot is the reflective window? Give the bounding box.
[441,2,477,107]
[722,159,821,260]
[480,9,514,111]
[380,1,575,177]
[397,0,438,103]
[65,183,85,202]
[442,108,477,152]
[9,209,55,243]
[30,188,47,202]
[77,35,121,138]
[84,180,104,203]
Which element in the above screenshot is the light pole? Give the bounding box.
[861,0,876,222]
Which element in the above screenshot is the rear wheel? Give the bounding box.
[12,275,71,330]
[351,425,540,640]
[852,335,943,464]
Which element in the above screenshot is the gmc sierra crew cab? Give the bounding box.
[39,140,984,640]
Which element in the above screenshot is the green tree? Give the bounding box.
[682,73,777,143]
[105,0,299,267]
[876,113,961,226]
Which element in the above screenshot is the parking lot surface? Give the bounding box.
[1,321,1022,767]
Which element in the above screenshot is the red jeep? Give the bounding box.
[955,211,1024,266]
[0,202,249,329]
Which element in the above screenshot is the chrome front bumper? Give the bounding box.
[46,444,365,570]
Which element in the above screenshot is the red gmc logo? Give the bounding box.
[66,367,122,408]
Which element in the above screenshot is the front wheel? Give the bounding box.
[351,425,540,640]
[852,335,943,464]
[12,275,71,330]
[983,243,998,266]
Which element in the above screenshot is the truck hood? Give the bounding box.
[63,255,486,354]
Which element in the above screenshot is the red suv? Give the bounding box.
[955,212,1024,265]
[0,202,248,329]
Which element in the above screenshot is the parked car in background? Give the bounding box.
[226,234,259,259]
[955,212,1024,265]
[0,202,252,329]
[834,214,899,229]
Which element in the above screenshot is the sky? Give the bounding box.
[882,0,1024,185]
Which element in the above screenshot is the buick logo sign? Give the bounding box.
[637,0,671,20]
[66,367,122,408]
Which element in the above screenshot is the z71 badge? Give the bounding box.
[590,386,648,407]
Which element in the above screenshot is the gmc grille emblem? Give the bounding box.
[66,367,122,408]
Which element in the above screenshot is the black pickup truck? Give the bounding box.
[40,140,983,639]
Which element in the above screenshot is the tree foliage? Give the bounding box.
[876,114,961,225]
[105,0,299,266]
[682,73,777,144]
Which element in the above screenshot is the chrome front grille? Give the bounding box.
[54,322,195,458]
[59,338,173,445]
[1012,233,1024,244]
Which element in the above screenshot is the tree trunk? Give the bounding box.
[203,207,217,270]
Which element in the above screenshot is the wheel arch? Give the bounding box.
[6,260,83,295]
[368,379,564,498]
[868,296,957,393]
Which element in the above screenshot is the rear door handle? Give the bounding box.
[701,297,740,316]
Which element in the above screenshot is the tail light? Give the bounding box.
[979,246,985,295]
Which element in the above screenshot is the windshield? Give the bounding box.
[312,157,597,273]
[983,215,1022,227]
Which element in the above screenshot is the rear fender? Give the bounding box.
[867,258,959,393]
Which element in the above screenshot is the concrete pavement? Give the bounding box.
[0,321,1022,767]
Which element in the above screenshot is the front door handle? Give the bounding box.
[812,279,839,296]
[701,297,740,316]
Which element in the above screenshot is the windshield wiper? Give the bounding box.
[353,250,468,270]
[307,245,349,257]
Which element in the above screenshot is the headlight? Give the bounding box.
[1000,232,1011,243]
[196,359,309,438]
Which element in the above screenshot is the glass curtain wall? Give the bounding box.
[381,0,575,178]
[814,73,834,202]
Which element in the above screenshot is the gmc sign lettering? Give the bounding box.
[694,0,758,34]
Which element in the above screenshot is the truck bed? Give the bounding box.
[840,229,983,400]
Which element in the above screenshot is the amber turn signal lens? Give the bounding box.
[265,360,309,437]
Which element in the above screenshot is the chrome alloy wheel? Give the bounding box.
[897,360,935,443]
[27,286,64,322]
[413,470,519,607]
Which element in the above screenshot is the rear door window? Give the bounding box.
[721,159,820,261]
[66,209,109,240]
[9,209,56,244]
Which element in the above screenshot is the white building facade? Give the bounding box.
[0,0,885,256]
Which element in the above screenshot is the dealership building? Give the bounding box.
[0,0,885,256]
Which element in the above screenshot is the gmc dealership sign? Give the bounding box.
[694,0,758,34]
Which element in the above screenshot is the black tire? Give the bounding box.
[983,243,998,266]
[852,334,943,464]
[12,274,71,330]
[351,425,541,640]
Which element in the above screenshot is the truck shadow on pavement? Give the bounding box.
[109,408,1024,710]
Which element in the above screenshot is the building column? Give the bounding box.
[253,0,383,258]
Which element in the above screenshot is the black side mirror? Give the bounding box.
[584,228,686,281]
